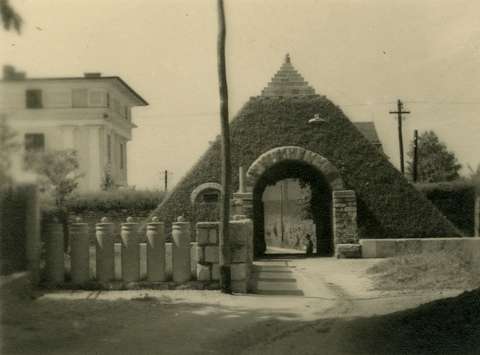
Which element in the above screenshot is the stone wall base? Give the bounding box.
[360,238,480,267]
[336,244,362,258]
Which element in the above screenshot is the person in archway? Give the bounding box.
[305,233,313,256]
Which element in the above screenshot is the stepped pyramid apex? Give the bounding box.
[261,54,316,97]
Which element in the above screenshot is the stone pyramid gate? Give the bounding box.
[153,54,460,259]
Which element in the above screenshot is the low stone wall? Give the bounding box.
[42,217,253,293]
[360,238,480,266]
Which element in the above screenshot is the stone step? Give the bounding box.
[252,271,294,280]
[250,263,303,296]
[254,280,300,291]
[254,289,304,296]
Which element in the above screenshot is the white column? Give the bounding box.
[61,125,77,150]
[87,126,102,190]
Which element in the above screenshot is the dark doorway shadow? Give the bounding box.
[252,160,333,258]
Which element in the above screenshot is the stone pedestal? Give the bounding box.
[95,219,115,282]
[70,221,90,284]
[172,220,191,283]
[121,218,140,282]
[146,219,166,282]
[45,223,64,284]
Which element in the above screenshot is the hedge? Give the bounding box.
[416,181,476,236]
[66,189,165,214]
[0,185,30,275]
[152,95,460,239]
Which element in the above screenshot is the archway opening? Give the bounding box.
[252,160,333,258]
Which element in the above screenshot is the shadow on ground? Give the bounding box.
[1,288,479,355]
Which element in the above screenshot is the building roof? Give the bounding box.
[1,67,148,106]
[261,54,316,97]
[353,121,382,146]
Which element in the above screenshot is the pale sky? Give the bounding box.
[2,0,480,189]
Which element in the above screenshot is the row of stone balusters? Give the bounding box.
[43,216,192,285]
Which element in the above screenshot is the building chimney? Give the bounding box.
[3,65,15,80]
[3,65,27,80]
[84,72,102,78]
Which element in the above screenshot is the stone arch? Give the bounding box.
[190,182,222,205]
[246,146,345,190]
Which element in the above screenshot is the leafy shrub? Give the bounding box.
[416,181,476,236]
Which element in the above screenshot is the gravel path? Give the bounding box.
[1,258,464,355]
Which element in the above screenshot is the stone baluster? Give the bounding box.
[172,216,191,283]
[70,217,90,284]
[121,217,140,282]
[146,217,166,282]
[45,218,64,284]
[95,217,115,282]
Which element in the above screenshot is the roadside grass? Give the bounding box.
[335,288,480,355]
[367,251,480,291]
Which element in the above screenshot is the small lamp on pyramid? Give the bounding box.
[308,113,327,125]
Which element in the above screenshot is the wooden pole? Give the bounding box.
[413,129,418,182]
[217,0,232,293]
[164,170,168,192]
[475,195,479,237]
[389,100,410,175]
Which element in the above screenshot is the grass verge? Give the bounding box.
[367,251,480,291]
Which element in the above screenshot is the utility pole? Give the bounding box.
[164,170,168,192]
[217,0,232,294]
[159,170,172,192]
[389,99,410,175]
[413,129,419,182]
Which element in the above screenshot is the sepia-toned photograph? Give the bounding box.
[1,0,479,354]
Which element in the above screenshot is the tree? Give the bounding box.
[25,150,83,250]
[25,149,82,208]
[0,117,20,188]
[407,130,462,183]
[0,0,22,32]
[467,163,480,237]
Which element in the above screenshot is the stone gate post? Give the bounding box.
[332,190,361,258]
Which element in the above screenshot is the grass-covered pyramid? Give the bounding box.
[153,55,460,239]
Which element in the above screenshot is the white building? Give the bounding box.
[0,66,148,191]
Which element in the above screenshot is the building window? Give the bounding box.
[119,142,124,169]
[72,89,88,107]
[106,92,110,108]
[26,89,42,109]
[202,192,219,203]
[24,133,45,152]
[88,90,105,107]
[107,134,112,163]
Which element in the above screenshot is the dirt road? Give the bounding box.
[1,258,463,355]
